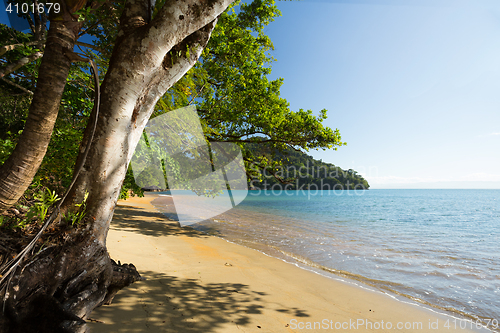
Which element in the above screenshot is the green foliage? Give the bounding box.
[77,1,124,61]
[62,191,88,226]
[34,120,84,195]
[73,6,93,22]
[154,0,345,182]
[1,0,351,204]
[0,24,40,87]
[0,25,36,138]
[0,131,19,164]
[119,167,145,200]
[27,188,60,224]
[0,21,96,194]
[13,218,29,230]
[62,63,98,120]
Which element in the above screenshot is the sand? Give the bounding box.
[88,194,486,333]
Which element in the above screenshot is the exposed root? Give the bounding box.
[0,229,142,333]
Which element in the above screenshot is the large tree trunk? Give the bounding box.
[67,0,230,244]
[0,17,81,214]
[1,1,233,332]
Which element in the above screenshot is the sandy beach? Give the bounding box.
[88,194,485,333]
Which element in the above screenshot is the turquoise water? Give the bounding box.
[155,189,500,329]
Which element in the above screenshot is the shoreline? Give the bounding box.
[149,192,496,328]
[88,194,488,332]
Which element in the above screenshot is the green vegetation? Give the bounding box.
[0,184,60,230]
[62,191,88,226]
[0,0,365,224]
[0,0,372,328]
[0,22,97,196]
[142,0,358,191]
[26,188,60,224]
[247,145,370,190]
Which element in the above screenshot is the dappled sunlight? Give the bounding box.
[89,270,308,332]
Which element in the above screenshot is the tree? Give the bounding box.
[0,0,345,331]
[156,0,343,180]
[0,1,235,331]
[0,4,79,213]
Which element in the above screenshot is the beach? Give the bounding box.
[88,194,486,332]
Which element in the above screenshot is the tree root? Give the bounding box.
[0,230,142,333]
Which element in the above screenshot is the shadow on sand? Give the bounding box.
[89,198,310,332]
[110,205,204,238]
[89,270,310,332]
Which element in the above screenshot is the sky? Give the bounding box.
[2,0,500,189]
[0,3,9,28]
[263,0,500,188]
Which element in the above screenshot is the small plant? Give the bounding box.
[14,218,29,229]
[27,188,61,224]
[63,192,89,226]
[0,216,5,228]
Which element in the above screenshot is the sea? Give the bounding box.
[152,189,500,331]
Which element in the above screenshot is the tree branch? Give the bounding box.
[209,136,304,146]
[75,41,103,53]
[0,41,44,57]
[188,82,207,105]
[243,156,293,184]
[33,0,42,40]
[0,52,43,78]
[221,131,270,139]
[0,77,34,95]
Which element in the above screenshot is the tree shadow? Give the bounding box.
[88,271,310,332]
[110,206,206,238]
[94,197,311,331]
[112,194,230,239]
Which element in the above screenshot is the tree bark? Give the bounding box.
[0,20,78,214]
[67,0,233,244]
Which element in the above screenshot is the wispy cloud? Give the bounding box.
[369,173,500,185]
[477,132,500,138]
[369,176,443,184]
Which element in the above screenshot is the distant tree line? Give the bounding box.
[245,145,370,190]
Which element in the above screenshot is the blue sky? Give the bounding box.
[0,1,31,31]
[0,3,9,27]
[264,0,500,188]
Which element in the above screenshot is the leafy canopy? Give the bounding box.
[1,0,346,198]
[154,0,345,181]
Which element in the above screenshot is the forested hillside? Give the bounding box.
[246,145,370,190]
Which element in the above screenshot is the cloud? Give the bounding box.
[369,173,500,185]
[368,176,443,185]
[476,132,500,138]
[459,173,500,182]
